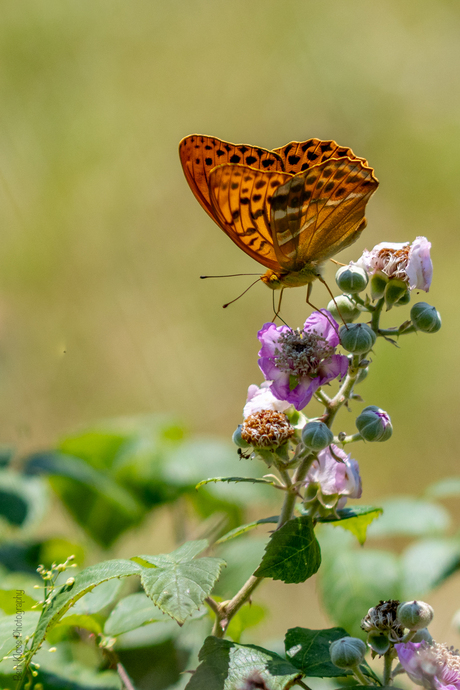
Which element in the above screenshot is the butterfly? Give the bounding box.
[179,134,379,292]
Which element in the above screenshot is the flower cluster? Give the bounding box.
[356,236,433,292]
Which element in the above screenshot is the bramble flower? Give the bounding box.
[243,382,292,418]
[240,410,295,449]
[304,444,362,511]
[395,641,460,690]
[356,237,432,292]
[257,311,348,411]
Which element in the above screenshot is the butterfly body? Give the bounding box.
[179,135,378,291]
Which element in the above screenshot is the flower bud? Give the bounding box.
[335,265,369,294]
[327,295,360,324]
[370,271,388,300]
[339,323,376,354]
[397,600,434,631]
[301,421,333,451]
[232,425,251,449]
[410,302,441,333]
[395,289,411,306]
[330,637,366,670]
[411,627,433,643]
[355,406,393,442]
[384,279,408,310]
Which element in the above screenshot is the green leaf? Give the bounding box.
[226,602,266,643]
[317,506,383,545]
[254,517,321,584]
[318,530,400,637]
[196,476,277,490]
[0,589,38,614]
[0,611,40,660]
[284,627,351,677]
[62,578,122,617]
[104,592,171,636]
[425,477,460,499]
[401,538,460,599]
[137,540,225,625]
[186,636,303,690]
[25,451,146,547]
[0,470,47,529]
[30,559,142,654]
[216,516,278,544]
[366,497,450,538]
[53,613,102,634]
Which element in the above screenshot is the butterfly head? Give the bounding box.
[261,263,323,290]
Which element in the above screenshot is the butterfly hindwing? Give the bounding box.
[270,157,379,270]
[179,135,284,219]
[209,164,293,270]
[272,139,368,175]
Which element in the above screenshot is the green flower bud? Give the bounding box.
[301,421,333,451]
[397,600,434,631]
[330,637,366,670]
[356,405,393,442]
[339,323,376,354]
[232,425,251,448]
[410,302,442,333]
[370,271,388,300]
[367,632,391,655]
[335,265,369,294]
[384,279,408,310]
[412,627,433,644]
[327,295,360,324]
[356,366,369,384]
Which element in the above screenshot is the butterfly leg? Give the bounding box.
[316,276,349,329]
[305,281,341,334]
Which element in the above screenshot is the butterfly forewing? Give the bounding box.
[272,139,368,175]
[179,135,284,219]
[270,157,379,270]
[209,164,293,270]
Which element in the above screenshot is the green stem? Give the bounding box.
[370,297,385,331]
[378,325,417,337]
[337,433,363,445]
[352,666,372,686]
[383,652,393,685]
[324,354,361,428]
[315,388,332,407]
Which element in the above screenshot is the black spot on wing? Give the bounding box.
[288,154,301,166]
[246,155,257,165]
[230,154,241,164]
[205,157,212,166]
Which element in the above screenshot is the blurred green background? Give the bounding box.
[1,0,460,677]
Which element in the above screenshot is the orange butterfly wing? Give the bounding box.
[208,164,293,270]
[179,135,284,220]
[270,157,379,271]
[272,139,368,174]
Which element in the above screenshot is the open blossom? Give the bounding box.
[395,641,460,690]
[304,444,362,510]
[243,382,292,418]
[356,236,432,291]
[257,311,348,411]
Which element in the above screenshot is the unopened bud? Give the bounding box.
[232,425,251,449]
[412,628,433,643]
[355,406,392,442]
[339,323,376,354]
[397,600,434,631]
[335,265,369,294]
[370,271,388,300]
[301,421,333,451]
[385,279,408,309]
[410,302,441,333]
[355,366,369,384]
[327,295,360,324]
[330,637,366,669]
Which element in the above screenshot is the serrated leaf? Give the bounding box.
[186,636,303,690]
[216,516,278,544]
[30,559,142,654]
[196,476,277,490]
[254,517,321,584]
[367,497,450,538]
[104,592,171,636]
[401,538,460,599]
[284,627,351,677]
[138,540,225,625]
[318,506,383,545]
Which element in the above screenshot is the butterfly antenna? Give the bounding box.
[222,278,262,308]
[201,273,262,279]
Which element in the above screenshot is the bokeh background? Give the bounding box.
[1,0,460,677]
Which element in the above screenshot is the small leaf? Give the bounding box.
[196,476,277,490]
[366,497,450,538]
[186,636,303,690]
[138,540,225,625]
[284,627,351,677]
[254,516,321,584]
[401,538,460,599]
[216,516,278,544]
[104,592,171,636]
[318,506,383,545]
